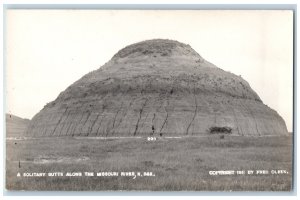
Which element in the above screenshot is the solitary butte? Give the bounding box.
[26,39,288,137]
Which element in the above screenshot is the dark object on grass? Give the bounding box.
[209,126,232,134]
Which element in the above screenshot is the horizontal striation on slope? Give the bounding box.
[26,93,287,137]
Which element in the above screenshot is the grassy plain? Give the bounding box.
[6,135,293,191]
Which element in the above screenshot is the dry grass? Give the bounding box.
[6,135,293,191]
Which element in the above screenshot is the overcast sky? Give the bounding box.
[5,10,293,131]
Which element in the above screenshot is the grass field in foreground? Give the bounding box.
[6,135,293,191]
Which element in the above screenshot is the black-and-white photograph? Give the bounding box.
[5,9,293,191]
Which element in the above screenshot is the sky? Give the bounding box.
[5,10,293,131]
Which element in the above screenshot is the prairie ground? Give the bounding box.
[6,135,293,191]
